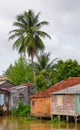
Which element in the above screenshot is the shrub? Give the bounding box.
[10,101,31,117]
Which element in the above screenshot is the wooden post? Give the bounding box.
[58,115,60,120]
[75,116,77,124]
[66,116,69,122]
[51,114,53,120]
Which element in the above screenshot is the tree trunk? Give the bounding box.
[31,56,37,92]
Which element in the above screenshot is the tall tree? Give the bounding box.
[35,52,57,91]
[54,59,80,82]
[35,51,57,73]
[9,9,51,83]
[4,56,33,85]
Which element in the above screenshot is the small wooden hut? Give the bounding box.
[30,77,80,118]
[0,80,34,115]
[0,80,15,115]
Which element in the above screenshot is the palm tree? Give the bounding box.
[9,9,51,83]
[35,52,58,91]
[35,51,57,74]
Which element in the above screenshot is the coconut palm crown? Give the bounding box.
[35,52,57,74]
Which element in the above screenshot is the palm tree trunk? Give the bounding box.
[31,56,36,88]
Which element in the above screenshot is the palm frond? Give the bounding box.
[12,36,24,50]
[46,58,58,69]
[36,31,51,39]
[35,35,45,51]
[32,26,39,32]
[24,10,35,27]
[9,28,25,34]
[33,12,40,25]
[9,33,23,40]
[36,21,49,28]
[13,21,26,29]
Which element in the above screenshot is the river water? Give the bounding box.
[0,117,80,130]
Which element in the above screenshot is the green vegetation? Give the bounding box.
[11,101,31,117]
[54,59,80,82]
[35,51,58,91]
[48,116,66,124]
[4,56,33,85]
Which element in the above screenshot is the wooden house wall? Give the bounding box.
[0,90,9,103]
[51,94,75,116]
[9,87,29,109]
[31,97,51,117]
[0,90,9,115]
[0,86,33,111]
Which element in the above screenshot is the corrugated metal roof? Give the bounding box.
[0,80,7,85]
[0,80,15,88]
[1,85,27,92]
[21,83,34,87]
[0,82,34,93]
[51,84,80,94]
[30,77,80,98]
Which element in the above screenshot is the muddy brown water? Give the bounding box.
[0,117,80,130]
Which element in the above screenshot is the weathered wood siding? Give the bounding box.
[51,94,75,116]
[0,86,34,115]
[31,97,51,117]
[0,90,9,115]
[9,87,29,109]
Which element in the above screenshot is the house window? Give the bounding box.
[18,93,24,102]
[57,95,63,106]
[0,94,4,105]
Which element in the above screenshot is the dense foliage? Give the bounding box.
[35,52,58,91]
[4,56,33,85]
[54,59,80,82]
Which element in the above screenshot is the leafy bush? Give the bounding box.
[10,101,31,117]
[10,109,17,116]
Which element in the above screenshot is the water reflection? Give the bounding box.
[0,117,80,130]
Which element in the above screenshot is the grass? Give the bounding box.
[48,116,67,125]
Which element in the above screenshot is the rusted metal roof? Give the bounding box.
[51,84,80,94]
[30,77,80,98]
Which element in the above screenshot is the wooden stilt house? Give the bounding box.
[30,77,80,118]
[51,84,80,122]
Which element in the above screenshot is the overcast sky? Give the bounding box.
[0,0,80,75]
